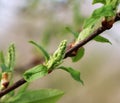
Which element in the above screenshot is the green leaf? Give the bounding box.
[76,26,93,43]
[83,17,99,29]
[72,47,85,62]
[92,5,115,18]
[59,66,83,84]
[106,0,120,9]
[94,35,112,44]
[6,44,15,71]
[8,89,64,103]
[0,51,5,64]
[93,0,120,8]
[23,65,48,82]
[92,0,106,4]
[29,41,50,61]
[0,51,9,72]
[83,5,115,29]
[1,64,9,72]
[66,27,79,38]
[17,83,29,95]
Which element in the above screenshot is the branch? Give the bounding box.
[0,78,26,97]
[65,12,120,58]
[0,12,120,98]
[64,26,105,58]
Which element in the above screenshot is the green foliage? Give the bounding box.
[0,64,9,72]
[66,27,85,63]
[76,0,119,44]
[17,83,29,95]
[93,0,120,10]
[0,51,5,64]
[66,27,79,38]
[24,40,67,83]
[0,51,8,72]
[83,5,115,29]
[72,47,85,62]
[23,65,48,82]
[45,40,67,70]
[24,39,84,85]
[29,41,50,61]
[0,44,15,72]
[92,5,115,18]
[6,44,15,71]
[0,1,120,103]
[92,0,106,4]
[8,89,64,103]
[59,66,83,84]
[94,35,112,44]
[0,44,16,100]
[76,26,93,43]
[52,40,67,63]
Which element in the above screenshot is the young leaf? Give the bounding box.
[0,51,5,64]
[72,47,85,62]
[83,17,99,29]
[92,0,106,4]
[94,35,112,44]
[66,27,79,38]
[46,40,67,70]
[8,89,64,103]
[59,66,83,84]
[0,51,9,72]
[93,0,120,9]
[92,5,115,18]
[29,41,50,61]
[83,5,115,29]
[23,65,48,82]
[106,0,120,9]
[6,44,15,71]
[0,64,9,72]
[76,26,93,43]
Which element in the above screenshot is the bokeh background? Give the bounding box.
[0,0,120,103]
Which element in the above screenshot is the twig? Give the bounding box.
[64,12,120,58]
[0,12,120,98]
[64,26,105,58]
[0,78,26,97]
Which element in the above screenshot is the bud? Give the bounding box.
[102,17,114,29]
[0,72,9,90]
[46,40,67,70]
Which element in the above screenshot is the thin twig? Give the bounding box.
[64,26,106,58]
[0,12,120,98]
[0,78,26,97]
[64,12,120,58]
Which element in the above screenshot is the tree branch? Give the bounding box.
[0,12,120,98]
[65,12,120,58]
[64,26,106,58]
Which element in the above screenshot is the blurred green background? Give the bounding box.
[0,0,120,103]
